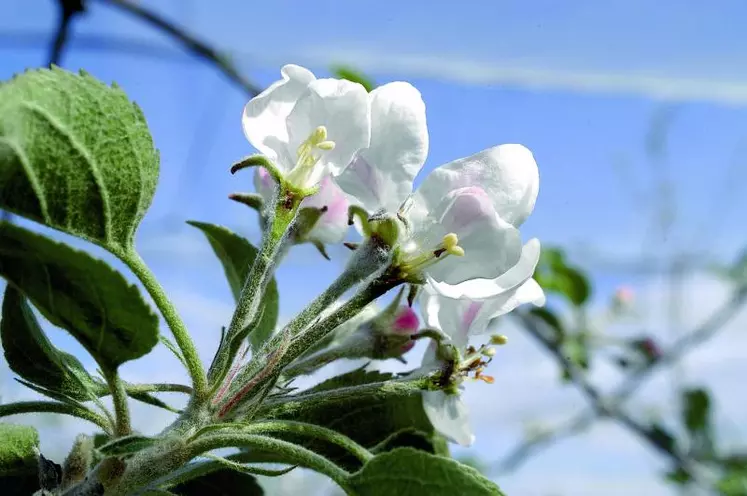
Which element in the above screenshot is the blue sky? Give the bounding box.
[2,1,747,494]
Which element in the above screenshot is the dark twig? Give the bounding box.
[93,0,261,96]
[495,283,747,474]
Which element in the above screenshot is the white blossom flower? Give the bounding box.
[417,240,545,446]
[242,64,371,189]
[333,83,539,290]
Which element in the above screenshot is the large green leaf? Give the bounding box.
[186,221,278,350]
[349,448,503,495]
[0,222,159,370]
[266,368,432,470]
[1,286,101,400]
[534,247,591,306]
[0,66,159,254]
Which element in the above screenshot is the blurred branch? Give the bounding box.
[496,284,747,476]
[50,0,86,66]
[93,0,261,96]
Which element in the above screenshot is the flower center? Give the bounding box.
[398,232,465,277]
[287,125,336,186]
[457,343,496,384]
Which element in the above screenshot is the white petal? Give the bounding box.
[242,65,316,168]
[427,238,542,300]
[286,78,371,184]
[414,144,539,227]
[413,187,522,285]
[301,176,350,244]
[420,284,473,349]
[422,390,475,447]
[336,82,428,213]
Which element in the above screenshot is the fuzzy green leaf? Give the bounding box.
[1,286,102,400]
[186,221,278,350]
[268,368,431,470]
[0,423,38,477]
[0,66,159,254]
[349,447,503,495]
[0,222,159,370]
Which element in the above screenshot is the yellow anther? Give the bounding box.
[317,140,336,151]
[482,347,496,357]
[447,245,465,257]
[311,125,328,143]
[490,334,508,345]
[443,233,459,250]
[442,232,465,257]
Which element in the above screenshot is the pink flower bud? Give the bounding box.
[392,306,419,353]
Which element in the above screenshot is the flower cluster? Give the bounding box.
[241,64,545,446]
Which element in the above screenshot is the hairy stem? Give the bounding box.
[103,368,131,436]
[0,401,111,433]
[189,433,351,491]
[123,250,208,400]
[207,186,301,390]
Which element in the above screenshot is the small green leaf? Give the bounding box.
[0,222,159,370]
[349,448,503,495]
[1,286,102,401]
[534,247,592,306]
[682,387,714,458]
[186,221,278,350]
[169,468,263,495]
[330,65,375,92]
[306,367,393,394]
[683,388,711,434]
[561,334,589,381]
[97,435,156,457]
[0,423,39,476]
[0,66,159,254]
[528,307,565,343]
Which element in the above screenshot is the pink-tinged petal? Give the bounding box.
[422,390,475,447]
[427,238,542,300]
[414,144,539,227]
[412,186,522,285]
[420,284,473,349]
[301,176,350,244]
[286,78,371,185]
[253,167,276,203]
[336,82,428,213]
[242,65,316,169]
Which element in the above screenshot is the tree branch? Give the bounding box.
[93,0,261,96]
[494,286,747,478]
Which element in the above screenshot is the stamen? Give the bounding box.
[490,334,508,345]
[317,140,335,150]
[399,233,467,275]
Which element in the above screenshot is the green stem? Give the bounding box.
[207,186,301,389]
[103,368,131,436]
[124,250,208,399]
[189,433,351,491]
[242,420,373,464]
[218,244,396,416]
[0,401,111,433]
